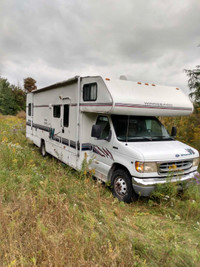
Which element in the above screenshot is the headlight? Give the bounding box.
[135,161,157,173]
[193,157,200,167]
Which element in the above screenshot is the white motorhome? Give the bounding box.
[26,76,199,202]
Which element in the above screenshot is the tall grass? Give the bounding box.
[0,115,200,266]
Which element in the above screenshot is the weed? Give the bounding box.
[80,152,95,180]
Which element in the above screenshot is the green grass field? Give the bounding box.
[0,115,200,267]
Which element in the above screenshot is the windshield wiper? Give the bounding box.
[151,136,174,140]
[127,136,153,141]
[142,136,153,141]
[118,136,173,142]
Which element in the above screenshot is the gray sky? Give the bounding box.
[0,0,200,94]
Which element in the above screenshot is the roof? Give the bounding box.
[30,75,193,116]
[32,76,79,94]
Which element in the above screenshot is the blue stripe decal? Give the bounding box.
[26,122,92,151]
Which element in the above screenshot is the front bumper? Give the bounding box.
[132,171,199,197]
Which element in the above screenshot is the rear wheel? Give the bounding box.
[40,141,47,157]
[111,169,137,203]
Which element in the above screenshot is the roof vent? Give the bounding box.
[119,75,127,80]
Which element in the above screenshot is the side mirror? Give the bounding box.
[91,125,102,139]
[171,126,177,138]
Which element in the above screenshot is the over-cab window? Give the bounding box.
[83,83,97,101]
[53,105,60,118]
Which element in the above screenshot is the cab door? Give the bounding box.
[91,115,114,181]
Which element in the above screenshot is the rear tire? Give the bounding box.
[40,141,47,157]
[111,169,137,203]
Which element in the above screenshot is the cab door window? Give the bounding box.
[96,116,110,139]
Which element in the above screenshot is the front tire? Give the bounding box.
[111,169,137,203]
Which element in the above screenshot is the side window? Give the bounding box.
[96,116,110,139]
[63,105,69,127]
[83,83,97,101]
[28,103,31,116]
[53,105,61,118]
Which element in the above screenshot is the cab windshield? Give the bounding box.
[111,115,172,142]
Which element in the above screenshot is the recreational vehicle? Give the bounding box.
[26,76,199,202]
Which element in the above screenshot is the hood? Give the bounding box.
[126,140,199,161]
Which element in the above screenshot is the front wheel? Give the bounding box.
[111,169,137,203]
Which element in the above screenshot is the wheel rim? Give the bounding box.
[114,177,127,197]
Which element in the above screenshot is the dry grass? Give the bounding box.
[16,110,26,119]
[0,115,200,267]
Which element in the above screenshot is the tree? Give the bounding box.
[12,85,26,112]
[185,65,200,108]
[0,77,26,115]
[0,77,16,115]
[24,77,37,92]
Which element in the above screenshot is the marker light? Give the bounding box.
[145,83,149,85]
[137,82,142,85]
[105,78,110,81]
[152,84,156,86]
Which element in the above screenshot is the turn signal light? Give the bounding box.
[135,162,144,173]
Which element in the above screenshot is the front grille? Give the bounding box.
[158,160,193,174]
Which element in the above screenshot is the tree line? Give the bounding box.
[185,65,200,110]
[0,77,36,115]
[160,65,200,153]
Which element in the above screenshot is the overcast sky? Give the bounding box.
[0,0,200,94]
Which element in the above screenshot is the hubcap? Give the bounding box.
[114,177,127,197]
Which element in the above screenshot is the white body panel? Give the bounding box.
[26,76,199,197]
